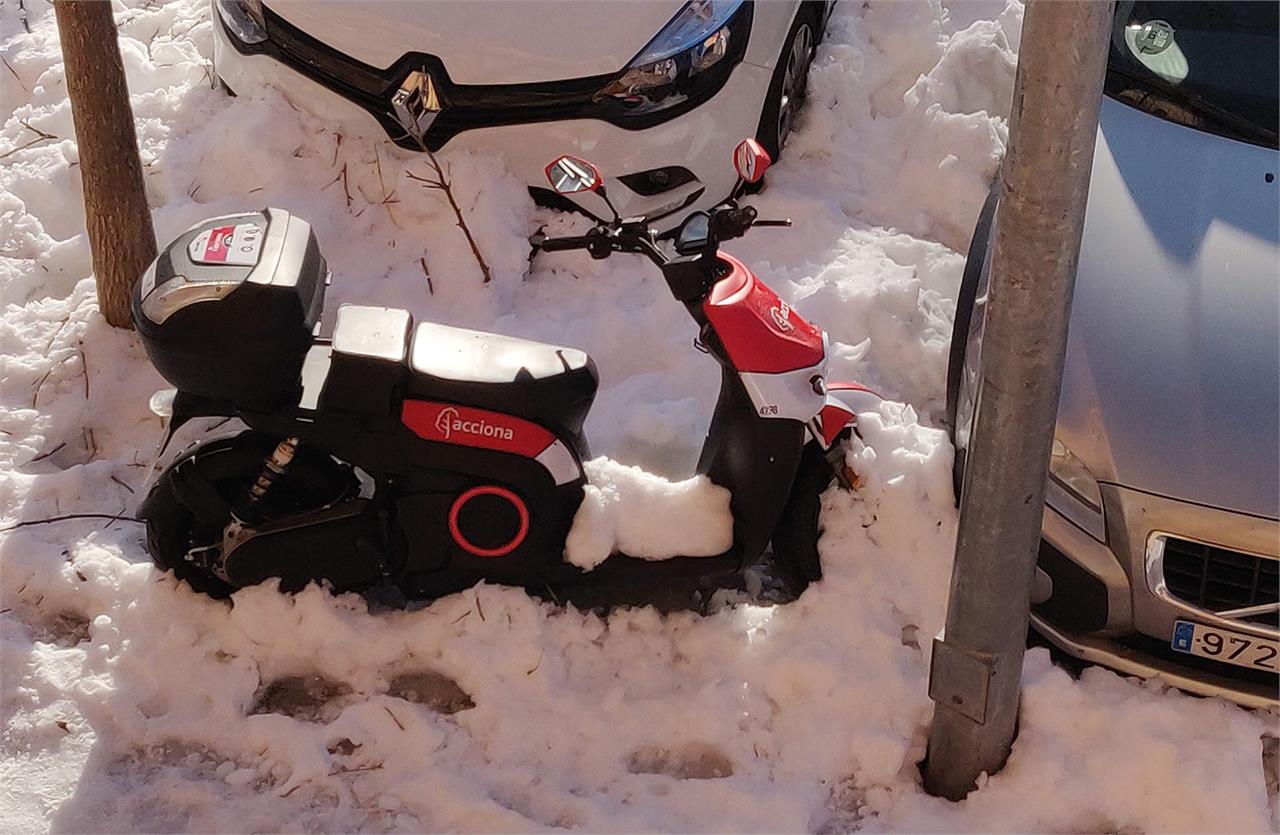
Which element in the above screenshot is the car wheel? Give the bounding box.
[945,185,1000,505]
[757,7,820,162]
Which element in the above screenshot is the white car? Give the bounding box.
[211,0,831,227]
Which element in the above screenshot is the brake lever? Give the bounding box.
[752,218,793,227]
[527,228,546,267]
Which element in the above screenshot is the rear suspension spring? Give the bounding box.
[237,436,300,521]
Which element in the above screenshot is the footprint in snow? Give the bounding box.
[625,742,734,780]
[250,670,474,723]
[385,670,474,715]
[16,606,92,647]
[42,610,91,646]
[251,674,352,723]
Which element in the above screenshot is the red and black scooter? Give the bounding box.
[132,139,880,604]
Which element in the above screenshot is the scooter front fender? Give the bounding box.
[698,365,807,563]
[812,383,883,448]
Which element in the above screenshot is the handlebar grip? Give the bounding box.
[537,235,590,252]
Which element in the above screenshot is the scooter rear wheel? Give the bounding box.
[140,433,359,598]
[143,462,237,598]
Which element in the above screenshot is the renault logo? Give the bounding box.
[391,69,442,144]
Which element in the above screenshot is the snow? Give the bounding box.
[1,0,1276,832]
[565,459,732,570]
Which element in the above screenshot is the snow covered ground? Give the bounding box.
[0,0,1276,831]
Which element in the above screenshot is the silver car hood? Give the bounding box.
[265,1,685,84]
[1057,97,1280,520]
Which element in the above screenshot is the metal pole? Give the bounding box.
[923,0,1112,801]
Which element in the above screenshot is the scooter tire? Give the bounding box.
[769,440,840,595]
[142,472,237,598]
[139,432,360,599]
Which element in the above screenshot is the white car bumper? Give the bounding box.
[213,16,775,229]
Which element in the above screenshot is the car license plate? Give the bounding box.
[1171,620,1279,672]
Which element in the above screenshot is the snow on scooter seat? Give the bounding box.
[566,459,733,569]
[1,0,1276,832]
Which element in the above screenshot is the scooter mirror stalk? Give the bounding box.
[544,155,603,194]
[732,138,771,184]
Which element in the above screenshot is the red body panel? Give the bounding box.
[828,382,880,394]
[704,253,824,373]
[817,403,855,447]
[827,382,884,405]
[401,400,554,458]
[817,382,883,446]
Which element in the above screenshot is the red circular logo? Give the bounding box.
[447,485,530,557]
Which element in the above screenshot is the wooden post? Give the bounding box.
[54,0,156,329]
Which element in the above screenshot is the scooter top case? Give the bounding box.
[131,208,326,410]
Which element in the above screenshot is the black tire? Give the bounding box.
[945,183,1001,505]
[769,440,840,595]
[756,4,822,163]
[143,466,237,598]
[139,432,357,598]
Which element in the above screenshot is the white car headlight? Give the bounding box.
[215,0,267,45]
[597,0,750,114]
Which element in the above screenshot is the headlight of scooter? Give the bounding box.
[215,0,267,45]
[597,0,751,116]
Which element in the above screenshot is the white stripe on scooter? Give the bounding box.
[535,439,582,486]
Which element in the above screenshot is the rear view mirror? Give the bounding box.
[545,155,603,194]
[732,138,770,183]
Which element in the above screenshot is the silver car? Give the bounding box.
[949,1,1278,707]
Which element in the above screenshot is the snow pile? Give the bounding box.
[566,459,732,570]
[1,0,1276,832]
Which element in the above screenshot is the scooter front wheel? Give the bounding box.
[769,439,847,595]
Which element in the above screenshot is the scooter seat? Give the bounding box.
[406,322,599,444]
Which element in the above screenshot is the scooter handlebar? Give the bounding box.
[530,232,593,252]
[532,225,665,265]
[531,210,792,261]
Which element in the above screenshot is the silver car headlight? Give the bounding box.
[597,0,750,114]
[1047,437,1107,540]
[1049,437,1103,511]
[215,0,267,45]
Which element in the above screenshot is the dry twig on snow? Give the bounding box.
[419,255,434,295]
[404,147,492,284]
[1,120,58,160]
